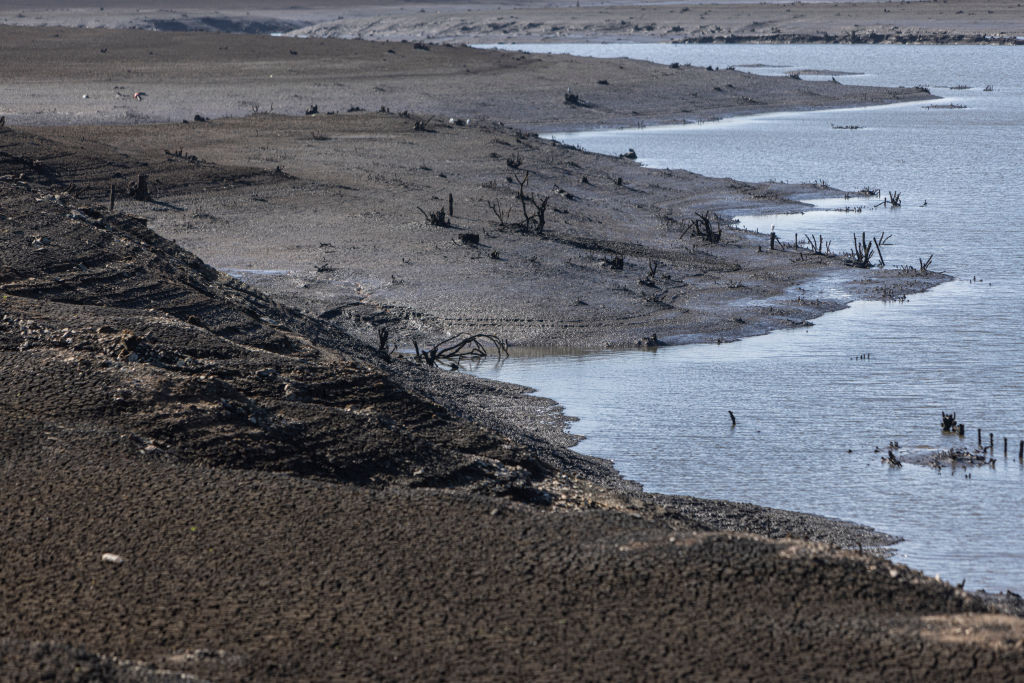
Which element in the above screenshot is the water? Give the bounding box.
[470,44,1024,593]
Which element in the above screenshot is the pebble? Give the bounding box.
[101,553,125,565]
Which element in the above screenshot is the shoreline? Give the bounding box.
[0,22,943,350]
[3,1,1022,46]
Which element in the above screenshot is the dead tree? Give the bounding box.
[377,327,396,361]
[848,231,890,268]
[417,206,450,227]
[919,254,933,273]
[941,411,958,432]
[875,190,902,208]
[804,233,831,255]
[486,199,514,228]
[414,333,509,368]
[514,171,548,233]
[639,259,660,286]
[684,210,722,243]
[487,171,550,234]
[127,173,150,201]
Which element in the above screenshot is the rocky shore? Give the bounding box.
[2,7,1023,680]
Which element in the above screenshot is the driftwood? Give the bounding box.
[941,411,958,432]
[875,191,902,208]
[414,333,509,368]
[563,89,592,108]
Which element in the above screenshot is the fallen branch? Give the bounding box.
[415,333,509,368]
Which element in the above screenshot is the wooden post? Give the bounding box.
[1019,440,1023,462]
[958,424,964,437]
[448,192,454,217]
[109,183,115,211]
[728,410,736,427]
[977,428,982,447]
[989,433,994,454]
[1004,437,1008,457]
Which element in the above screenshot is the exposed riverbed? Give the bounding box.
[472,43,1024,593]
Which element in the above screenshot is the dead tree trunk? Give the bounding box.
[128,173,150,201]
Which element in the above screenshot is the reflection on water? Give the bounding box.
[471,44,1024,593]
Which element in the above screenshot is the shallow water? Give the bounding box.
[471,44,1024,593]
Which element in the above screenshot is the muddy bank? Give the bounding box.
[289,1,1024,46]
[0,25,935,134]
[3,141,1024,679]
[14,112,945,351]
[0,26,943,351]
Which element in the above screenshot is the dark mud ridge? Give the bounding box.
[145,16,304,35]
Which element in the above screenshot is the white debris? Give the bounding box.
[101,553,125,565]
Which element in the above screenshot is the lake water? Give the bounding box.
[471,44,1024,593]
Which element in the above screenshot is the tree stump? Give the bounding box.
[127,173,150,201]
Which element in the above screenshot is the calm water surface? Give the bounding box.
[471,44,1024,593]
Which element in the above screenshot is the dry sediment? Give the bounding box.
[2,149,1023,680]
[1,13,1018,680]
[3,1,1023,45]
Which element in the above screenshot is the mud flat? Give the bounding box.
[2,26,943,348]
[3,128,1024,681]
[287,0,1024,45]
[3,0,1023,45]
